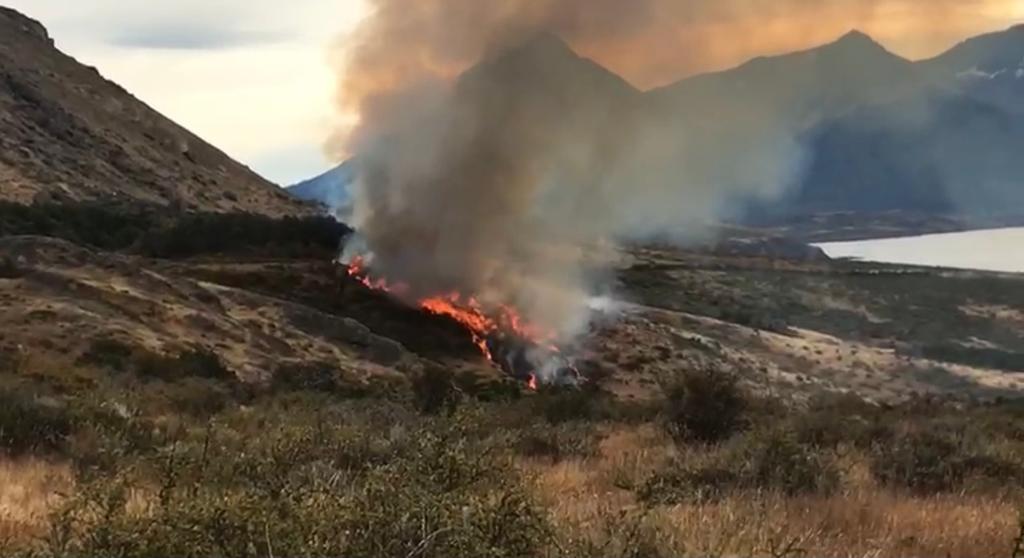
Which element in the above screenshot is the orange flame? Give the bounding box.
[346,257,557,366]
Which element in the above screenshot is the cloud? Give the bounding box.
[109,23,287,51]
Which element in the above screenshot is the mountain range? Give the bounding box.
[295,26,1024,224]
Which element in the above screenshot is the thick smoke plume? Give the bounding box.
[332,0,1015,338]
[334,0,810,338]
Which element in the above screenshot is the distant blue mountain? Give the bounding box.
[286,161,354,218]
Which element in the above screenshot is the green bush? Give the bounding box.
[663,367,748,444]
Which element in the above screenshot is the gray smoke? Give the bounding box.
[331,1,826,338]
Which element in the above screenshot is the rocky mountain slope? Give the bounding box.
[0,7,311,216]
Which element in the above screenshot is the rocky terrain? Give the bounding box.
[4,231,1022,406]
[0,8,311,216]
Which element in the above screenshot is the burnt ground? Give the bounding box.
[3,234,1023,404]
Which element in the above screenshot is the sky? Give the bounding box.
[3,0,368,185]
[3,1,1023,186]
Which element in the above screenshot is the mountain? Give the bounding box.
[292,26,1024,228]
[463,32,638,102]
[793,92,1024,216]
[291,33,639,213]
[921,25,1024,114]
[0,7,312,216]
[648,30,929,125]
[287,161,355,217]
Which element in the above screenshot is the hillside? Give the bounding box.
[0,7,311,216]
[287,161,354,217]
[922,24,1024,114]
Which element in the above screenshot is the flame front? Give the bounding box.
[346,256,553,389]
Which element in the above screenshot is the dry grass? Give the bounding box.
[522,426,1022,558]
[0,458,71,546]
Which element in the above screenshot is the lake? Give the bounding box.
[814,227,1024,274]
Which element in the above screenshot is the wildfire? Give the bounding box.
[346,256,559,390]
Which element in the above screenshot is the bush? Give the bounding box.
[516,423,598,462]
[135,349,234,383]
[0,201,352,259]
[664,367,748,444]
[77,339,136,372]
[639,429,838,505]
[43,413,553,558]
[272,361,343,393]
[870,429,1023,494]
[0,386,72,456]
[537,387,597,425]
[412,366,462,415]
[158,378,234,417]
[0,255,24,279]
[789,393,890,449]
[742,430,839,496]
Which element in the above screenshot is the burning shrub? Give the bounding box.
[663,366,748,444]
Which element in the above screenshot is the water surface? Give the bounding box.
[815,227,1024,274]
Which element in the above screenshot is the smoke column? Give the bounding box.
[331,0,1015,338]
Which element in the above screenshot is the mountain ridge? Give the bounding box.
[294,25,1024,224]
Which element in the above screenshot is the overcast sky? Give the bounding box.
[3,1,1022,186]
[3,0,367,185]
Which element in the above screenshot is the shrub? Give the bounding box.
[790,393,890,449]
[664,367,748,444]
[0,386,72,456]
[638,429,838,505]
[0,255,24,279]
[43,414,553,558]
[741,429,839,496]
[77,339,135,372]
[412,366,462,415]
[870,429,1023,494]
[158,378,234,417]
[135,349,234,383]
[516,423,598,462]
[272,361,342,393]
[537,387,596,424]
